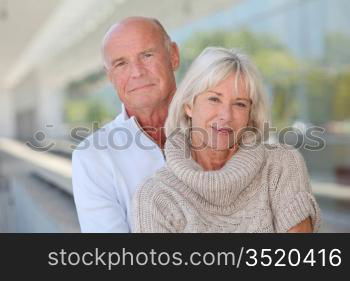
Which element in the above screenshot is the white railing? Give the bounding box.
[1,137,350,200]
[0,137,72,195]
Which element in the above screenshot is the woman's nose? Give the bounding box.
[218,104,234,122]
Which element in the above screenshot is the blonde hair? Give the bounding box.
[165,47,269,143]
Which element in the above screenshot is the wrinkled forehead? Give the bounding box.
[102,22,165,66]
[104,21,163,51]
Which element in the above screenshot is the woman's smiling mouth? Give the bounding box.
[211,126,234,135]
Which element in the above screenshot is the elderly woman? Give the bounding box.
[132,47,321,233]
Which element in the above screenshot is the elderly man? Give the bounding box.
[72,17,180,232]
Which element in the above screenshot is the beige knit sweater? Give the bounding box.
[132,132,321,233]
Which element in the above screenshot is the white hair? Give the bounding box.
[165,47,270,143]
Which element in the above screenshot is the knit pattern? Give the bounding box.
[132,132,321,233]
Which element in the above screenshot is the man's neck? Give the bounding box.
[129,106,168,128]
[125,98,172,149]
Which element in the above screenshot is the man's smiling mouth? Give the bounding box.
[129,84,155,93]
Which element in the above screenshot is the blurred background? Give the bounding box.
[0,0,349,232]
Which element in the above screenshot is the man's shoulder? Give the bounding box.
[72,116,124,162]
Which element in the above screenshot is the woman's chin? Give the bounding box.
[207,141,233,151]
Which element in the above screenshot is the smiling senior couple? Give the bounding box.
[72,17,321,233]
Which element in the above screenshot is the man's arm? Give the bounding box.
[72,149,130,233]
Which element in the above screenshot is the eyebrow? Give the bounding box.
[208,90,252,102]
[208,90,223,96]
[110,48,157,67]
[140,48,156,55]
[236,98,252,103]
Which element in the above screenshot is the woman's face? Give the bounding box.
[185,73,251,151]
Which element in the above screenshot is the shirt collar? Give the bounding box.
[121,103,130,121]
[114,103,132,125]
[114,103,165,157]
[115,104,140,132]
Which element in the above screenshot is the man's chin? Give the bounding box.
[125,98,161,110]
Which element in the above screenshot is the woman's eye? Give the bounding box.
[234,102,247,108]
[144,53,153,58]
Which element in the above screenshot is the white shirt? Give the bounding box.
[72,105,165,232]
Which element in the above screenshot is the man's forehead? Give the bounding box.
[105,26,161,51]
[106,19,161,43]
[105,34,159,56]
[102,19,166,65]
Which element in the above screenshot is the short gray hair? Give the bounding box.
[165,47,269,142]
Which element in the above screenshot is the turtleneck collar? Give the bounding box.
[164,132,265,208]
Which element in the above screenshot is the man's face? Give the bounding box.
[104,21,179,111]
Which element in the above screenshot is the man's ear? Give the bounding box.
[184,104,192,118]
[170,42,180,71]
[104,65,113,83]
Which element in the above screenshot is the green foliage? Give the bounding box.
[64,70,117,125]
[305,68,334,124]
[333,71,350,121]
[64,99,114,125]
[178,29,291,79]
[323,33,350,67]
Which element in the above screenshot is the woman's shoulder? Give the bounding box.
[260,144,320,232]
[263,143,306,167]
[260,143,311,197]
[260,143,310,184]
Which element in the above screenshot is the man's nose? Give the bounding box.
[129,60,146,78]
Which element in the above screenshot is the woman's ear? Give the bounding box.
[184,104,192,118]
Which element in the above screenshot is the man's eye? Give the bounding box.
[208,97,220,102]
[144,53,153,58]
[115,62,126,68]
